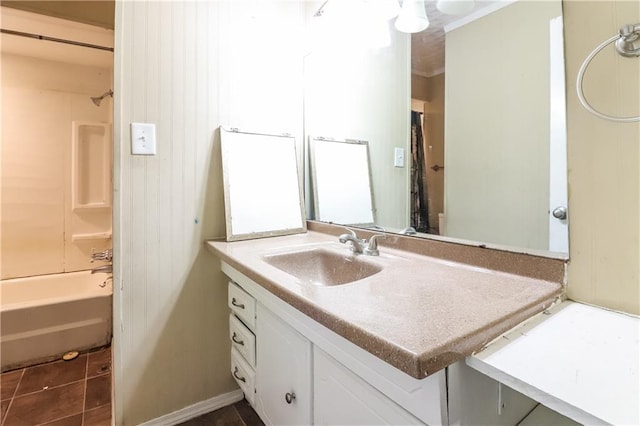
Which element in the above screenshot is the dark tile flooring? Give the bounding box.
[1,346,260,426]
[178,399,264,426]
[0,347,111,426]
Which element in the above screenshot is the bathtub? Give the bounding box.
[1,270,112,372]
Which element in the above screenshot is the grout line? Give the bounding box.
[12,377,87,399]
[34,411,83,426]
[231,403,247,426]
[82,355,89,426]
[2,368,26,426]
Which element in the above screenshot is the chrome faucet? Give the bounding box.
[91,265,113,274]
[338,231,366,254]
[338,228,386,256]
[91,248,113,263]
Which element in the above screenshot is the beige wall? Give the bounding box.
[411,73,429,101]
[564,0,640,315]
[1,52,112,279]
[411,73,445,234]
[444,1,561,250]
[113,1,304,424]
[424,74,445,234]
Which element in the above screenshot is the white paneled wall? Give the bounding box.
[114,1,304,424]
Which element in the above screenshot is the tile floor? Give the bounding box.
[0,347,111,426]
[178,399,264,426]
[1,346,262,426]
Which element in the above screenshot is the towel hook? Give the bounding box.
[576,23,640,123]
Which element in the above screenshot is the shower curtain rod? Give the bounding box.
[0,29,114,52]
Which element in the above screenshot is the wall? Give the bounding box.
[564,0,639,315]
[113,1,304,423]
[424,74,445,234]
[1,9,113,279]
[444,1,561,250]
[304,22,410,230]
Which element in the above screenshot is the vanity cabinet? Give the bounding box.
[228,282,257,405]
[255,303,312,425]
[223,262,447,426]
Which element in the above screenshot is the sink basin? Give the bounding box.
[262,247,382,286]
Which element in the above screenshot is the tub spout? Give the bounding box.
[91,265,112,274]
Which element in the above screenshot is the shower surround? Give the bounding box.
[0,7,114,370]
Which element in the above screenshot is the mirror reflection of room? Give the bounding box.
[304,0,568,255]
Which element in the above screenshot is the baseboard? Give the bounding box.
[139,389,244,426]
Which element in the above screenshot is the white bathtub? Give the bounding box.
[1,270,112,372]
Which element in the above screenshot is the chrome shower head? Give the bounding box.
[90,90,113,107]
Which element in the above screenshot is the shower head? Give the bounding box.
[91,89,113,106]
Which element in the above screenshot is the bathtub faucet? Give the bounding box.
[91,249,112,263]
[91,265,112,275]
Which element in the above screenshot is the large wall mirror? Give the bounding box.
[304,0,569,257]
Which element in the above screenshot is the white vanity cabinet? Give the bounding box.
[222,262,448,426]
[255,304,312,425]
[228,282,257,405]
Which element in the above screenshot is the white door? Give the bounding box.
[548,15,569,254]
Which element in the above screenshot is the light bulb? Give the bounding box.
[394,0,429,33]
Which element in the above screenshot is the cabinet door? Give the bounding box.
[256,304,312,426]
[314,347,423,425]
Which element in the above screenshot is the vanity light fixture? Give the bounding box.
[436,0,475,15]
[394,0,429,33]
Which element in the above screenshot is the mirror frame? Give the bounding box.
[220,127,307,241]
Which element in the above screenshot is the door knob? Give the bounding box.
[552,206,567,220]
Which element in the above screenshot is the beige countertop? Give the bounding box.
[207,231,563,379]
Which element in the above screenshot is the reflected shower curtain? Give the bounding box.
[410,111,429,233]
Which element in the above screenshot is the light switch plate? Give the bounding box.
[131,123,157,155]
[394,147,405,168]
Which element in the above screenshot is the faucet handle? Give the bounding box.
[341,226,358,238]
[90,248,113,263]
[364,234,386,256]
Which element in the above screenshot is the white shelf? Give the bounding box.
[71,232,112,241]
[467,301,639,426]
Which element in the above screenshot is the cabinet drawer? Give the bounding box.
[230,314,256,367]
[232,347,256,406]
[228,281,256,330]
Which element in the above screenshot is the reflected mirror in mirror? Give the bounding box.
[220,127,306,241]
[303,0,568,256]
[310,137,375,226]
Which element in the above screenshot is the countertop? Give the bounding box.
[207,231,563,379]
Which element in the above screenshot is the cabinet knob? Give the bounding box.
[285,392,296,404]
[233,366,246,383]
[231,298,245,309]
[232,332,245,346]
